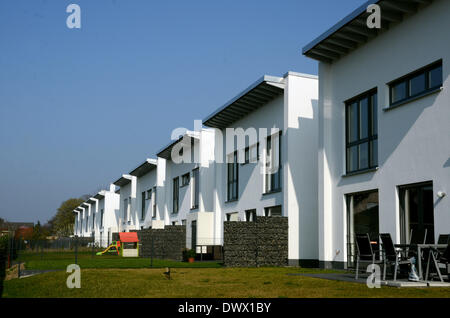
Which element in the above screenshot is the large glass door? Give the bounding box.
[346,190,379,267]
[399,182,434,244]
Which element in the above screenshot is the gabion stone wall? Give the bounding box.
[223,217,288,267]
[135,225,186,261]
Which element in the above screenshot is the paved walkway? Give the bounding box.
[19,269,59,279]
[288,272,450,288]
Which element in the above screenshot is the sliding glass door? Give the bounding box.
[346,190,379,267]
[399,182,434,244]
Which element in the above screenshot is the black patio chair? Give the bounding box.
[406,228,427,258]
[425,243,450,282]
[354,233,383,280]
[379,233,412,281]
[437,234,450,254]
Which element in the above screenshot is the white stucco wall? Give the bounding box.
[137,167,157,229]
[214,73,319,263]
[318,0,450,267]
[158,129,219,247]
[216,94,284,223]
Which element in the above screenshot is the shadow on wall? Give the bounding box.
[444,157,450,168]
[285,98,319,259]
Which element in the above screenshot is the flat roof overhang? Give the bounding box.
[113,174,132,187]
[302,0,433,63]
[129,159,157,178]
[157,132,200,160]
[87,198,97,205]
[93,191,105,200]
[203,75,284,129]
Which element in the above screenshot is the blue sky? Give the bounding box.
[0,0,364,223]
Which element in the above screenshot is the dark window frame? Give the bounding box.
[152,187,157,218]
[388,60,443,107]
[100,208,104,228]
[245,209,257,222]
[172,177,179,214]
[141,191,146,220]
[192,168,199,209]
[264,132,282,193]
[241,142,260,165]
[181,172,190,187]
[226,151,239,202]
[264,205,282,217]
[345,88,378,174]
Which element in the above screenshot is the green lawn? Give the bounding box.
[16,251,223,270]
[3,267,450,298]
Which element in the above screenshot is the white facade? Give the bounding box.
[73,184,120,247]
[157,129,220,249]
[114,159,160,232]
[205,72,319,265]
[305,0,450,268]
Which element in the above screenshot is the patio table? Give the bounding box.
[416,244,447,280]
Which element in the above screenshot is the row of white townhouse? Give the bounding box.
[73,0,450,268]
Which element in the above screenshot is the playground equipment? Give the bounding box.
[96,241,120,256]
[96,232,139,257]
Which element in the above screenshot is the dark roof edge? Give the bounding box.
[202,75,284,125]
[302,0,380,55]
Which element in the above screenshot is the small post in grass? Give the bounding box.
[91,232,95,259]
[74,236,78,265]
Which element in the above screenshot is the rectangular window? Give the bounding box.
[141,191,146,220]
[152,187,157,217]
[264,205,282,217]
[227,152,239,201]
[265,132,282,193]
[181,173,190,187]
[346,89,378,173]
[123,198,128,224]
[173,177,179,214]
[181,219,186,226]
[245,209,257,222]
[92,212,95,230]
[226,212,239,222]
[146,189,152,200]
[192,168,199,209]
[100,209,104,228]
[389,60,442,106]
[243,143,259,164]
[127,197,131,223]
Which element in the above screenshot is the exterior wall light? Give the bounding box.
[437,191,446,198]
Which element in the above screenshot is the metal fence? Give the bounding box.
[1,235,224,280]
